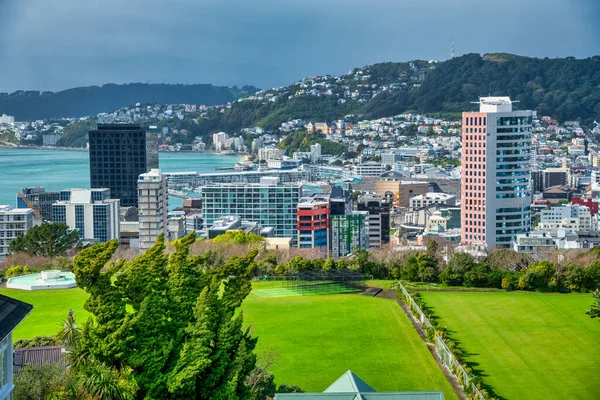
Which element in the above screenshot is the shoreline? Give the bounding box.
[0,144,250,158]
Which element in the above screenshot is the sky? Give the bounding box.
[0,0,599,93]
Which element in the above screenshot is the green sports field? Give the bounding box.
[1,282,456,398]
[0,287,90,341]
[420,291,600,400]
[244,282,457,398]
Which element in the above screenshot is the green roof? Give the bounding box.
[324,370,375,394]
[275,370,444,400]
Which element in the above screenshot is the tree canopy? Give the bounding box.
[72,232,260,399]
[9,222,80,257]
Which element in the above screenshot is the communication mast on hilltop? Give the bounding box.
[450,38,455,59]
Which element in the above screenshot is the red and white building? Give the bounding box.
[461,97,533,248]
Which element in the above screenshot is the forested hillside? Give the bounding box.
[0,83,259,120]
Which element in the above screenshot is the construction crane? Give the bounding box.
[17,192,43,220]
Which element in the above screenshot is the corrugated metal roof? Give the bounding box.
[13,346,66,372]
[0,294,33,342]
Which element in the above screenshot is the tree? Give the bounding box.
[9,222,80,257]
[72,232,259,399]
[587,289,600,320]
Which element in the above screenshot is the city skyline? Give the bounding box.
[0,0,599,93]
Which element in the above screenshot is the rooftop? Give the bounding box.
[0,294,34,342]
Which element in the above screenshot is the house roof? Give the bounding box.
[0,294,33,342]
[325,370,375,393]
[275,370,444,400]
[13,346,66,373]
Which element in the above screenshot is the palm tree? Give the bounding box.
[56,309,81,350]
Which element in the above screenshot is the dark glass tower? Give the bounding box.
[89,124,158,208]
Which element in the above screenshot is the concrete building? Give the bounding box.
[538,205,594,232]
[52,189,120,243]
[357,194,390,247]
[512,232,557,254]
[89,123,158,208]
[297,196,329,249]
[212,132,229,150]
[201,177,301,245]
[258,147,284,161]
[310,143,322,163]
[409,192,456,210]
[42,133,61,146]
[17,187,60,222]
[461,97,533,248]
[353,162,386,177]
[0,206,39,259]
[138,169,168,250]
[0,114,15,125]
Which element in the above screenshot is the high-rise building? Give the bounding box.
[0,206,39,259]
[357,194,390,247]
[310,143,321,163]
[212,132,229,151]
[297,195,329,249]
[52,189,120,242]
[138,169,168,250]
[17,187,60,221]
[89,123,158,208]
[0,114,15,125]
[461,97,532,248]
[542,168,568,190]
[201,177,302,245]
[330,212,369,257]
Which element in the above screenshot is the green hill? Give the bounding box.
[0,83,259,121]
[210,53,600,133]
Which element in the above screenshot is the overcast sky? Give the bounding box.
[0,0,598,92]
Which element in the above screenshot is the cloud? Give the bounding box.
[0,0,598,92]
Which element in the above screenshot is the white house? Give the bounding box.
[0,295,33,400]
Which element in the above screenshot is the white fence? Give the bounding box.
[397,282,487,400]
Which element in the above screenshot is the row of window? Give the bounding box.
[465,116,487,126]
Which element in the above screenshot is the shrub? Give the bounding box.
[5,265,31,278]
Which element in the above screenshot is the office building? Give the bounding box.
[138,169,168,250]
[52,189,120,242]
[461,97,533,248]
[0,206,39,259]
[201,177,301,245]
[353,162,386,177]
[330,212,369,257]
[17,187,60,222]
[543,169,568,190]
[357,194,390,247]
[89,123,158,208]
[538,204,594,232]
[297,196,330,249]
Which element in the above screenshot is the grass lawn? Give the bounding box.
[243,282,457,398]
[419,292,600,400]
[0,287,90,342]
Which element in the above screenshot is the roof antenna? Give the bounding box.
[450,38,455,59]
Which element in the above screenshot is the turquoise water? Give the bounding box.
[0,148,242,210]
[6,271,77,290]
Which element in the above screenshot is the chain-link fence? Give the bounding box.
[397,282,487,400]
